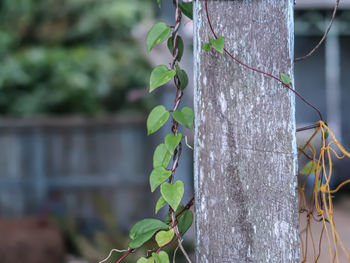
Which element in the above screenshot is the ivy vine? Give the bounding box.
[100,0,350,262]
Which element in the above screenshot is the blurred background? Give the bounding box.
[0,0,349,263]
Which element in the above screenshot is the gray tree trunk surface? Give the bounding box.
[194,1,299,262]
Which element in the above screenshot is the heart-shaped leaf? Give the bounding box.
[280,73,291,85]
[300,161,317,175]
[150,65,176,93]
[147,22,171,52]
[172,106,194,129]
[155,196,167,214]
[209,36,224,54]
[155,229,174,247]
[137,257,154,263]
[161,181,184,211]
[129,219,169,249]
[179,2,193,20]
[153,144,172,168]
[175,65,188,90]
[177,210,193,236]
[164,133,182,154]
[167,36,184,62]
[147,105,170,135]
[152,251,170,263]
[150,167,172,192]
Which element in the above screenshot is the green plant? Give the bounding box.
[0,0,153,116]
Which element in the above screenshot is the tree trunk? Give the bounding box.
[193,1,299,262]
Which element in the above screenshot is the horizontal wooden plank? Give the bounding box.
[0,175,148,189]
[0,114,146,129]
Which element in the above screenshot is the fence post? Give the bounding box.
[193,1,299,262]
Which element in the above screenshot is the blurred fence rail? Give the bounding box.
[0,115,154,227]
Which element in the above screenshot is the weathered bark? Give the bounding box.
[194,1,299,262]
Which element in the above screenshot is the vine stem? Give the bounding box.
[115,249,134,263]
[295,0,340,61]
[204,0,324,122]
[171,212,193,263]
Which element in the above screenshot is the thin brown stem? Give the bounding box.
[295,0,340,61]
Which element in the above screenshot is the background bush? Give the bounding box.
[0,0,153,116]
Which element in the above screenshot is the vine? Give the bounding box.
[101,0,350,262]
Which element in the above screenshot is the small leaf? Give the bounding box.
[175,65,188,90]
[167,36,184,62]
[179,1,193,20]
[156,0,162,7]
[137,257,154,263]
[147,22,171,52]
[155,229,174,247]
[209,36,224,54]
[147,105,170,135]
[324,130,329,140]
[300,161,317,175]
[129,219,169,249]
[202,43,211,51]
[177,210,193,236]
[172,106,194,129]
[164,133,182,153]
[150,167,172,192]
[152,251,170,263]
[150,65,176,93]
[280,73,291,85]
[155,196,167,214]
[153,144,172,168]
[161,181,184,211]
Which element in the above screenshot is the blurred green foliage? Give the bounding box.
[0,0,153,116]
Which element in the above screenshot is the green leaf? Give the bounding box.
[152,251,170,263]
[147,22,171,52]
[167,36,184,62]
[150,167,172,192]
[179,2,193,20]
[324,130,329,140]
[164,133,182,153]
[209,36,224,54]
[150,65,176,93]
[280,73,291,85]
[155,229,174,247]
[147,105,170,135]
[137,257,154,263]
[177,210,193,236]
[156,0,162,7]
[153,144,172,168]
[161,181,184,211]
[300,161,317,175]
[202,43,211,51]
[129,219,169,249]
[172,106,194,129]
[175,65,188,90]
[155,196,167,214]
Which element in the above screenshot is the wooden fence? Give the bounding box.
[0,115,156,229]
